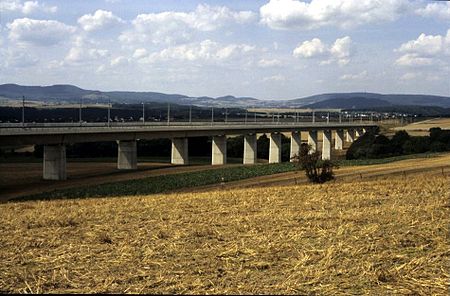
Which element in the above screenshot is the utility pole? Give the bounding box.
[339,112,342,123]
[327,112,330,124]
[277,112,280,124]
[254,111,257,123]
[22,96,25,127]
[211,106,214,125]
[225,108,228,123]
[107,99,111,127]
[79,98,82,125]
[142,102,145,124]
[312,110,315,123]
[189,105,192,124]
[167,103,170,125]
[245,110,248,124]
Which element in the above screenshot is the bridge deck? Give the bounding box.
[0,122,377,146]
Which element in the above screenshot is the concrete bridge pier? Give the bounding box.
[308,130,318,153]
[290,131,301,161]
[269,132,281,163]
[43,144,66,180]
[212,135,227,165]
[117,140,137,170]
[346,129,355,143]
[171,138,189,165]
[335,129,344,150]
[243,134,257,164]
[322,130,332,160]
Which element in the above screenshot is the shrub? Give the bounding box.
[390,130,410,155]
[292,143,337,184]
[346,131,392,159]
[402,137,430,154]
[429,141,447,152]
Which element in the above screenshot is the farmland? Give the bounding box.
[1,152,446,201]
[0,169,448,294]
[395,118,450,136]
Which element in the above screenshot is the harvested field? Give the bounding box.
[0,172,449,294]
[394,118,450,136]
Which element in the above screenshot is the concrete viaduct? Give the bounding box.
[0,122,376,180]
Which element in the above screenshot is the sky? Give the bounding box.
[0,0,449,100]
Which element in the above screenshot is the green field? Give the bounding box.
[13,152,442,202]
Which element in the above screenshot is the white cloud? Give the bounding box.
[258,58,282,67]
[416,2,450,22]
[1,48,39,68]
[398,33,444,56]
[340,70,368,81]
[7,18,75,46]
[293,38,326,58]
[0,0,57,14]
[263,74,286,82]
[132,48,148,59]
[293,36,353,65]
[395,54,435,67]
[400,72,419,81]
[64,36,109,65]
[395,30,450,67]
[329,36,353,65]
[110,56,128,67]
[260,0,411,30]
[65,47,108,64]
[120,4,256,45]
[78,10,124,32]
[136,40,256,64]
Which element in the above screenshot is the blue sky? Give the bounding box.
[0,0,449,100]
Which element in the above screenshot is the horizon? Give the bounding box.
[1,82,450,102]
[1,0,449,99]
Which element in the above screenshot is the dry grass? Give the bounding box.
[0,173,449,294]
[395,118,450,134]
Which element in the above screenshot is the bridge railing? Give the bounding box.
[0,116,376,129]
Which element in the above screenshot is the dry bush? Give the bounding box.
[0,173,449,294]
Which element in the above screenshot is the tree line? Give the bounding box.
[346,127,450,159]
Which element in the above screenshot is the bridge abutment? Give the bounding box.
[212,135,227,165]
[243,134,257,164]
[43,144,66,180]
[269,132,281,163]
[117,140,137,170]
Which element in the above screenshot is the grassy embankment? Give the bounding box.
[14,152,442,201]
[0,173,448,294]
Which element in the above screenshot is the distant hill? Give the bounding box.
[0,84,258,108]
[355,105,450,117]
[287,92,450,108]
[1,84,450,110]
[303,97,393,109]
